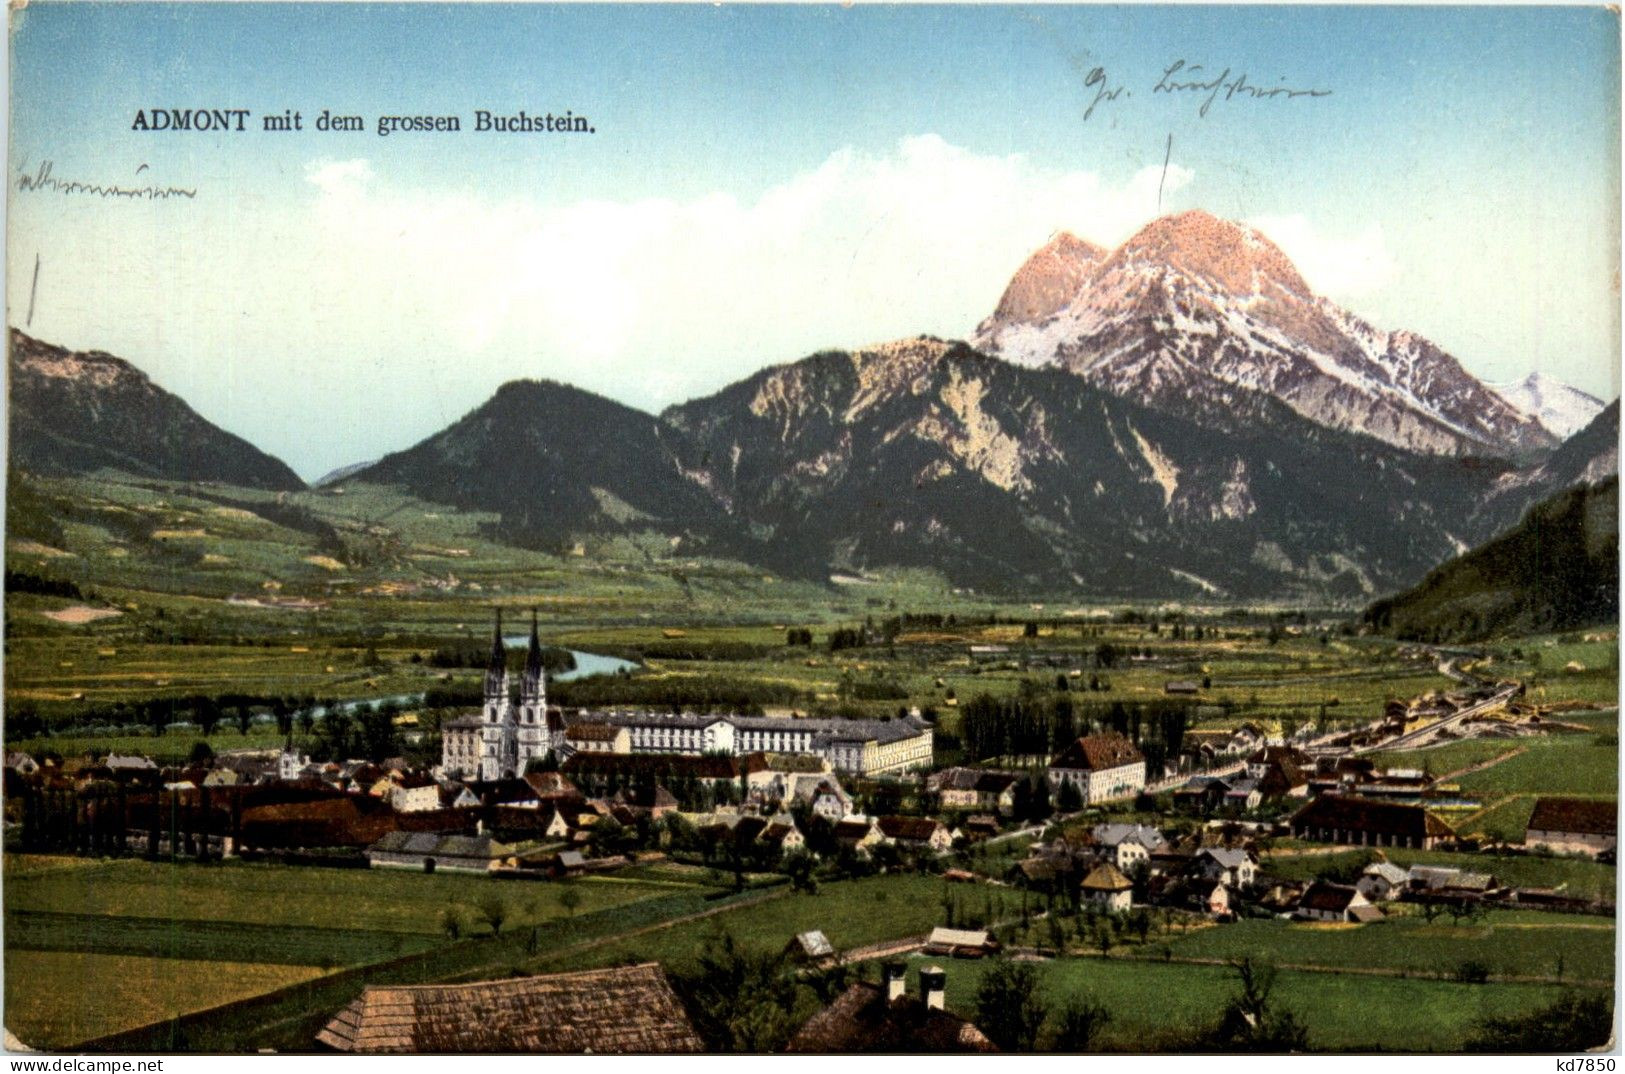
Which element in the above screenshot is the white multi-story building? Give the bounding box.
[1047,732,1146,804]
[589,711,933,776]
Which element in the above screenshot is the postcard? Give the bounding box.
[3,1,1619,1058]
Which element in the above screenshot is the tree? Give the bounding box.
[479,894,508,936]
[1048,995,1112,1051]
[1093,918,1114,960]
[974,959,1048,1052]
[439,906,466,940]
[670,930,804,1052]
[233,703,254,736]
[1468,991,1613,1052]
[783,849,818,895]
[1202,958,1309,1052]
[559,886,581,918]
[188,740,215,765]
[1056,778,1082,813]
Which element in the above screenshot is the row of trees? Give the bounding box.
[956,691,1192,772]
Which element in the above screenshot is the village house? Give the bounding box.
[1193,847,1257,888]
[1080,862,1134,912]
[923,927,999,958]
[389,774,442,813]
[1091,823,1165,872]
[1163,876,1230,916]
[1048,733,1146,804]
[366,831,511,873]
[1221,778,1263,811]
[1525,797,1617,858]
[759,817,806,856]
[1289,795,1454,850]
[931,768,1021,816]
[834,816,885,853]
[778,773,852,820]
[784,930,836,968]
[877,815,953,853]
[786,963,996,1053]
[1355,861,1411,902]
[1295,881,1381,923]
[317,962,704,1053]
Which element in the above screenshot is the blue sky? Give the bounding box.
[8,4,1620,479]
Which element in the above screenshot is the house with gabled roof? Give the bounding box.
[1091,823,1165,872]
[366,831,511,873]
[1356,861,1410,902]
[1194,847,1257,888]
[785,930,836,967]
[877,815,952,852]
[786,963,996,1053]
[1048,733,1145,804]
[1296,881,1380,923]
[1289,794,1453,850]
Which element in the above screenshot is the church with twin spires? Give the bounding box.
[440,611,564,781]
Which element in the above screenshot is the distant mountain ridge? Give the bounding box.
[973,210,1556,460]
[350,377,747,555]
[7,329,304,491]
[10,221,1618,602]
[661,336,1504,598]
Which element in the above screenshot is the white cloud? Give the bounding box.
[1245,213,1396,299]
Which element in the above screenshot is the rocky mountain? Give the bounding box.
[972,211,1555,460]
[350,378,744,554]
[1489,372,1607,440]
[661,336,1502,598]
[7,329,304,491]
[1474,400,1619,537]
[1365,476,1618,641]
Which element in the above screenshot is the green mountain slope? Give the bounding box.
[1364,477,1619,641]
[8,330,304,491]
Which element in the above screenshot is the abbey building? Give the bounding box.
[441,612,564,781]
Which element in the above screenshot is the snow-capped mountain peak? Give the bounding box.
[1489,371,1608,440]
[972,210,1555,460]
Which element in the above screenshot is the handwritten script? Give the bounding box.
[16,160,196,200]
[1084,61,1332,121]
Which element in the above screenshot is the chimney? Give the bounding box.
[920,966,946,1010]
[882,961,906,1002]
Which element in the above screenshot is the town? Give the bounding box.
[5,610,1615,1053]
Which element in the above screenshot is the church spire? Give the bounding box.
[522,609,546,704]
[484,608,508,701]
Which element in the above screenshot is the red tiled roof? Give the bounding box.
[1050,733,1143,773]
[877,816,944,842]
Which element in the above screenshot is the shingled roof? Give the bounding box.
[1050,732,1143,772]
[315,963,703,1053]
[785,981,997,1053]
[1528,797,1618,837]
